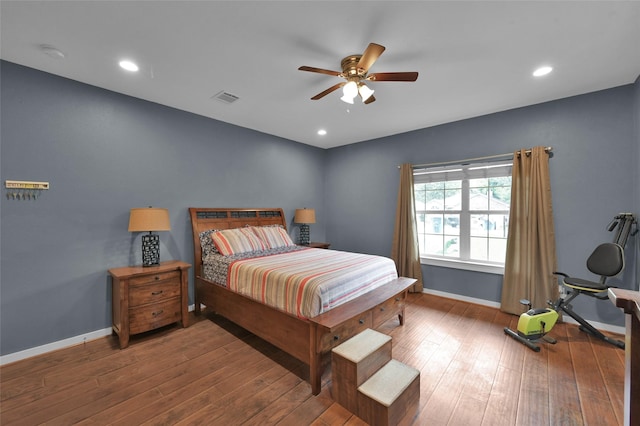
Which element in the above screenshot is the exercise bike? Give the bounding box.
[505,213,637,351]
[504,299,559,352]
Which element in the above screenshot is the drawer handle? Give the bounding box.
[152,310,164,317]
[395,297,401,301]
[380,307,385,312]
[154,276,160,280]
[333,335,340,341]
[359,319,365,324]
[151,290,163,296]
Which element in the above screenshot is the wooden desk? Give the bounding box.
[609,288,640,426]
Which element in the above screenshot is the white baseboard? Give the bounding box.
[421,288,625,335]
[0,327,113,366]
[0,304,200,366]
[422,288,502,309]
[560,316,625,335]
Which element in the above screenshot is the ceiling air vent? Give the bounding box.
[213,91,239,104]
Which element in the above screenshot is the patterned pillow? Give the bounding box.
[199,229,219,257]
[251,225,295,249]
[211,228,266,256]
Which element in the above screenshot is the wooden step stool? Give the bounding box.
[331,328,392,413]
[357,359,420,426]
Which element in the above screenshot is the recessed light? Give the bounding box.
[39,44,65,59]
[533,66,553,77]
[119,60,139,72]
[317,129,327,136]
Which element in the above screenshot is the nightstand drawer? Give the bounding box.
[130,270,180,286]
[129,297,181,334]
[129,279,181,307]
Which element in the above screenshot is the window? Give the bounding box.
[413,160,512,273]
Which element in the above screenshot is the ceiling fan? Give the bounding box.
[298,43,418,105]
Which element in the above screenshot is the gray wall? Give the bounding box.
[0,61,326,355]
[1,59,638,357]
[325,83,639,327]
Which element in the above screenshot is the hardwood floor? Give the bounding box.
[0,293,625,425]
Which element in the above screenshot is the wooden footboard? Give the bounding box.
[308,276,416,394]
[196,274,415,395]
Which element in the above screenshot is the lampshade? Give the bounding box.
[294,208,316,224]
[128,207,171,232]
[340,94,355,104]
[340,81,358,104]
[358,84,375,102]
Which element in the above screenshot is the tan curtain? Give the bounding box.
[501,147,558,315]
[391,164,424,292]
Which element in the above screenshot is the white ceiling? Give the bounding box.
[2,1,639,149]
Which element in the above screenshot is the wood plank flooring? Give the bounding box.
[0,293,625,425]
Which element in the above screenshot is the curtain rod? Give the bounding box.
[401,146,553,169]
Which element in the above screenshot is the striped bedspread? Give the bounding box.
[227,248,398,318]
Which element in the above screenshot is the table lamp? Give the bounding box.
[294,208,316,245]
[128,207,171,267]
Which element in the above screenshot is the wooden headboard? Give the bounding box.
[188,207,287,269]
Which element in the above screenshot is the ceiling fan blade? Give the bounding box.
[311,82,345,100]
[367,72,419,82]
[298,66,342,77]
[357,43,385,72]
[363,95,376,105]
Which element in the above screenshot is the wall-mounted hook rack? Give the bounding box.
[5,180,50,200]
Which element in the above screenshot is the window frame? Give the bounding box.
[413,160,513,275]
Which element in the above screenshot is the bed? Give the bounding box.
[189,207,416,395]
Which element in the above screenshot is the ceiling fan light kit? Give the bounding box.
[340,94,354,104]
[358,83,375,102]
[341,81,359,104]
[298,43,418,105]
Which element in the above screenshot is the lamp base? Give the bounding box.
[299,224,310,245]
[141,233,160,267]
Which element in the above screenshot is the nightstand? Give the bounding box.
[108,260,191,348]
[306,242,331,249]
